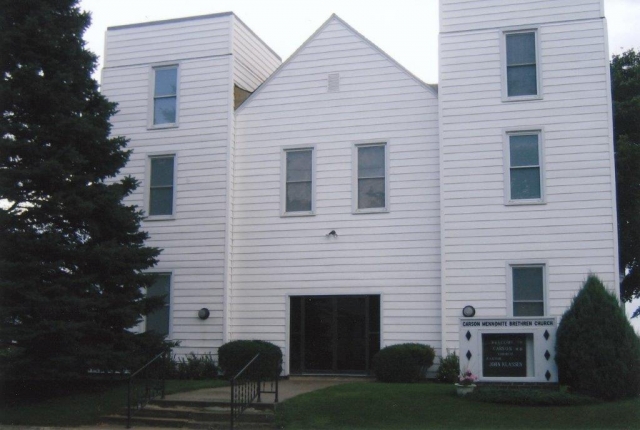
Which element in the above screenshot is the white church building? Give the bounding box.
[101,0,619,382]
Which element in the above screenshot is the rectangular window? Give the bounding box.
[504,31,539,99]
[356,143,387,211]
[507,132,542,202]
[284,148,313,214]
[153,66,177,125]
[146,273,171,336]
[148,155,175,216]
[512,265,545,317]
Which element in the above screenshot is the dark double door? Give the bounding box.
[290,295,380,374]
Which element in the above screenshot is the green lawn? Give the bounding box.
[276,382,640,430]
[0,379,227,426]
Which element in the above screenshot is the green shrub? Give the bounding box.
[436,352,460,383]
[467,388,599,406]
[218,340,282,380]
[555,275,640,400]
[167,353,218,380]
[372,343,435,383]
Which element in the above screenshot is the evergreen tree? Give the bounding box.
[0,0,166,379]
[611,49,640,317]
[555,276,640,400]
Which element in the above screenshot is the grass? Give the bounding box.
[467,387,599,406]
[0,379,227,426]
[276,382,640,429]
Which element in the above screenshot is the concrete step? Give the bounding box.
[101,402,276,429]
[136,404,275,423]
[151,398,276,411]
[102,414,275,429]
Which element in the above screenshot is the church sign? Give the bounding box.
[482,333,527,377]
[459,318,558,383]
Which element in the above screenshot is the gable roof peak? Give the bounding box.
[236,13,436,113]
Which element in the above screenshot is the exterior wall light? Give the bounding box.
[462,305,476,317]
[198,308,210,320]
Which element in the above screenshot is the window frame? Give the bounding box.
[143,270,173,339]
[501,28,542,102]
[149,64,180,129]
[506,262,548,317]
[503,129,545,205]
[281,145,316,217]
[145,152,177,220]
[352,141,390,214]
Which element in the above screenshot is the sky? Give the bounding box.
[81,0,640,84]
[78,0,640,332]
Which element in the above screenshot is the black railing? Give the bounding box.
[127,351,168,428]
[229,353,280,430]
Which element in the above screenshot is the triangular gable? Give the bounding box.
[236,14,437,114]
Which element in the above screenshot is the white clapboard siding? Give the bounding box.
[439,5,617,350]
[232,16,281,92]
[233,15,441,372]
[103,13,278,355]
[102,14,238,356]
[104,13,232,68]
[440,0,603,33]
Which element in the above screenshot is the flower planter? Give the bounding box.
[455,383,476,396]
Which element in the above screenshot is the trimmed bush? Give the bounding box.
[555,275,640,400]
[436,352,460,383]
[218,340,282,380]
[372,343,435,383]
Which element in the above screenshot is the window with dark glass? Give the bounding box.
[147,274,170,336]
[357,144,386,210]
[153,66,177,125]
[509,134,541,200]
[512,266,544,317]
[149,155,174,216]
[506,32,537,97]
[285,149,313,213]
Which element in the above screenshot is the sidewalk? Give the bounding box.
[165,376,368,403]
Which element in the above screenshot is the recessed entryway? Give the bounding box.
[290,295,380,374]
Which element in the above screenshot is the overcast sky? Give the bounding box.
[81,0,639,84]
[79,0,640,331]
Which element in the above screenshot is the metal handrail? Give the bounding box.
[229,353,280,430]
[127,351,167,428]
[232,353,261,381]
[130,351,166,379]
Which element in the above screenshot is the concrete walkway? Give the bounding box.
[165,376,371,403]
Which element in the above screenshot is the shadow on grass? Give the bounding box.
[0,379,227,426]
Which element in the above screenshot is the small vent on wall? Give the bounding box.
[328,73,340,92]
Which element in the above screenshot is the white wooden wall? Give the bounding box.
[233,16,441,373]
[102,13,279,356]
[440,0,603,33]
[232,16,281,92]
[101,4,619,366]
[439,0,618,350]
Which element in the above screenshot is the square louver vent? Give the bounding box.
[328,73,340,92]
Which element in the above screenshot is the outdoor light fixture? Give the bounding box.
[462,305,476,317]
[326,230,338,238]
[198,308,210,320]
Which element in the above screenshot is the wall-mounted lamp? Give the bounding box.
[198,308,210,320]
[326,230,338,238]
[462,305,476,318]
